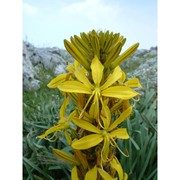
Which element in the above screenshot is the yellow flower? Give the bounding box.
[71,106,132,163]
[37,97,76,144]
[47,60,83,89]
[73,160,128,180]
[58,55,139,118]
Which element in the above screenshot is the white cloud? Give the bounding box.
[61,0,119,24]
[23,2,38,16]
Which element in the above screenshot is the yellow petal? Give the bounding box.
[111,43,139,69]
[102,86,139,100]
[91,55,104,86]
[100,66,122,90]
[124,173,128,180]
[74,60,80,68]
[67,110,77,122]
[102,135,110,163]
[109,107,132,131]
[65,130,72,145]
[66,63,75,73]
[110,128,129,139]
[53,149,80,165]
[119,70,126,83]
[89,93,99,120]
[85,166,97,180]
[72,134,103,150]
[74,68,94,89]
[72,117,101,134]
[58,81,92,94]
[78,109,93,123]
[71,166,79,180]
[110,99,123,114]
[64,39,90,70]
[89,100,99,120]
[125,78,142,88]
[59,97,68,118]
[100,101,111,129]
[37,124,66,139]
[74,149,89,170]
[68,93,78,104]
[97,168,115,180]
[110,157,123,180]
[47,73,67,88]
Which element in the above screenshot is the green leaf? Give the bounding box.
[23,157,53,180]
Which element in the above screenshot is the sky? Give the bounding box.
[23,0,157,50]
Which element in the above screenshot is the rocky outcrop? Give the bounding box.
[23,41,157,91]
[23,41,73,91]
[121,47,157,89]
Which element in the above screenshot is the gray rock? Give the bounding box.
[23,42,41,91]
[23,41,157,92]
[121,46,157,89]
[23,41,73,92]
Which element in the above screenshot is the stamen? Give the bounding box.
[110,136,129,157]
[79,92,95,118]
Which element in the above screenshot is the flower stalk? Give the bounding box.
[37,30,141,179]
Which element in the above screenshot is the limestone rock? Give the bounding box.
[23,41,73,91]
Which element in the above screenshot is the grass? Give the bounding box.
[23,67,157,180]
[118,88,157,179]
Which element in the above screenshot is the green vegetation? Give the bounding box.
[23,69,157,180]
[23,31,157,180]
